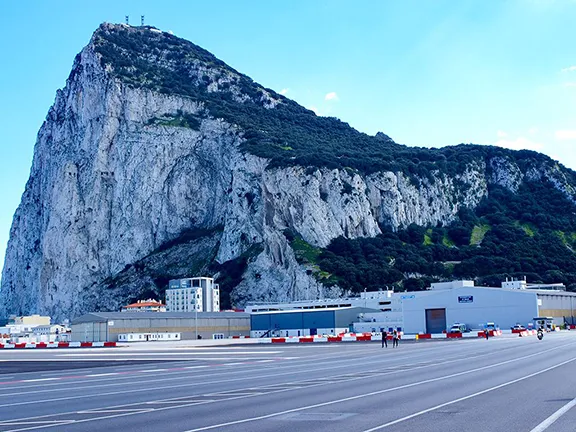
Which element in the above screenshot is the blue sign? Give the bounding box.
[458,295,473,303]
[401,295,415,300]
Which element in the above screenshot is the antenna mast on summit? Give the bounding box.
[125,15,129,25]
[141,15,145,26]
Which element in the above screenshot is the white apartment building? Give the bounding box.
[165,277,220,312]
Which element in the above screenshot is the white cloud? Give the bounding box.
[325,92,339,101]
[561,66,576,72]
[496,130,508,138]
[564,82,576,87]
[279,88,289,95]
[308,106,319,115]
[528,127,539,135]
[555,130,576,140]
[493,137,544,151]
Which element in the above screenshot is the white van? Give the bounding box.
[485,322,499,331]
[449,323,469,333]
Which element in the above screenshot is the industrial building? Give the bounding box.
[400,284,538,334]
[246,280,576,335]
[70,311,249,342]
[166,277,220,312]
[250,307,377,338]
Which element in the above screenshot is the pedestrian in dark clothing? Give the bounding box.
[381,329,388,348]
[393,330,399,348]
[484,329,489,340]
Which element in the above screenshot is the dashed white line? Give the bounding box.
[41,371,92,377]
[58,351,282,356]
[86,373,119,377]
[22,378,59,383]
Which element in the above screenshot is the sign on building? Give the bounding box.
[458,296,474,303]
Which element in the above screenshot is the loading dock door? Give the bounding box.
[426,308,447,334]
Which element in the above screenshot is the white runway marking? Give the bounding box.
[0,347,480,408]
[21,378,59,383]
[0,354,487,430]
[86,373,119,377]
[528,396,576,432]
[179,345,576,432]
[362,357,576,431]
[41,371,92,377]
[57,351,283,356]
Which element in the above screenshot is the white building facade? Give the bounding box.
[246,280,576,334]
[246,290,403,333]
[165,277,220,312]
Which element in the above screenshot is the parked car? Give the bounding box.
[485,322,499,331]
[449,323,470,333]
[511,324,526,331]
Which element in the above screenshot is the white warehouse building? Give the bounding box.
[165,277,220,313]
[246,280,576,335]
[401,284,539,334]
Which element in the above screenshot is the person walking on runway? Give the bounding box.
[392,329,399,348]
[381,329,388,348]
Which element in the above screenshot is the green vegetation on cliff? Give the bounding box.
[91,24,563,179]
[317,183,576,293]
[89,24,576,302]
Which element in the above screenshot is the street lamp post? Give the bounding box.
[194,288,200,339]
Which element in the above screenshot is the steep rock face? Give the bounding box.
[1,40,241,319]
[3,24,576,320]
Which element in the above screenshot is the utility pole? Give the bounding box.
[125,15,129,25]
[141,15,145,26]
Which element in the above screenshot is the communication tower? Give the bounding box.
[141,15,145,26]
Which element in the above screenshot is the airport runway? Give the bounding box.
[1,333,575,431]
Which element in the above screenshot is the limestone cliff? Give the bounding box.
[2,24,575,320]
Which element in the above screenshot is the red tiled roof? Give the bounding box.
[124,301,165,308]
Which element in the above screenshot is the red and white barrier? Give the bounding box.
[446,332,463,338]
[259,331,482,344]
[0,341,117,349]
[476,330,503,337]
[518,330,537,337]
[248,327,522,345]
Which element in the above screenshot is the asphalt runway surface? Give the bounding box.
[1,333,576,432]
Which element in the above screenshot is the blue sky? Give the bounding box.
[1,0,575,276]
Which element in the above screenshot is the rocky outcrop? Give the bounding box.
[2,24,575,321]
